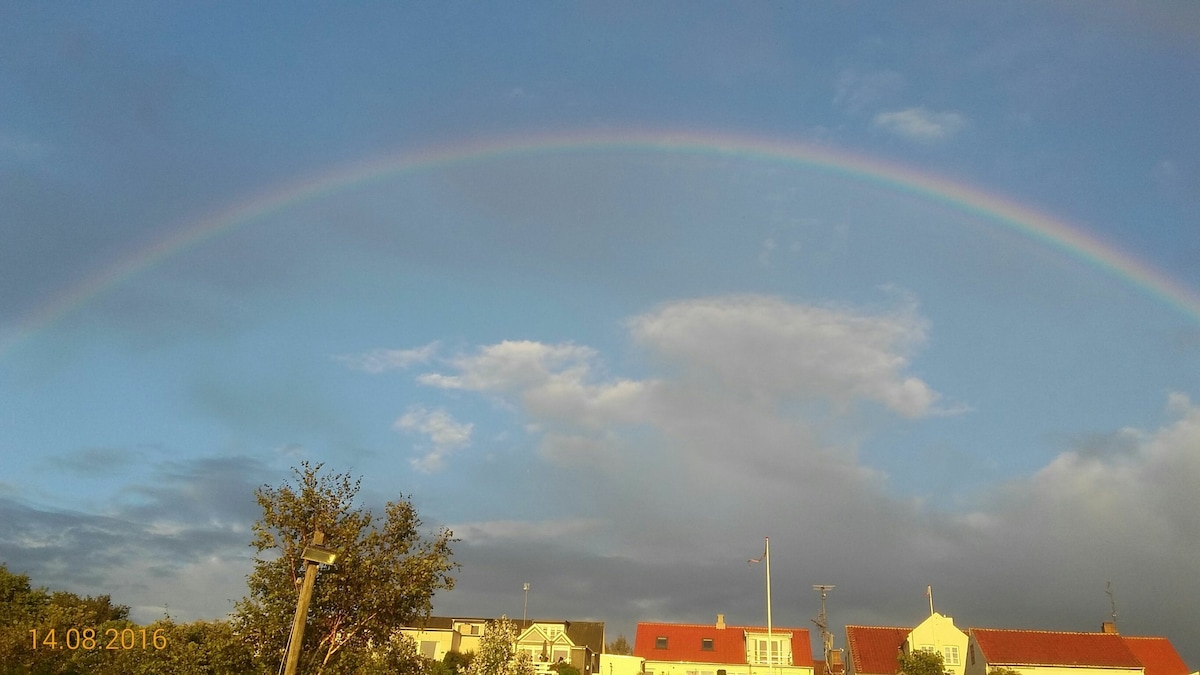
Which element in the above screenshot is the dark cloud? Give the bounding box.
[0,455,271,621]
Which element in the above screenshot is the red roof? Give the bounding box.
[844,626,910,675]
[970,629,1142,668]
[634,622,813,667]
[1122,637,1190,675]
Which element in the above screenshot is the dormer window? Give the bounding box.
[656,637,668,649]
[702,638,714,651]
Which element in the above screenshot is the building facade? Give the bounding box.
[635,615,814,675]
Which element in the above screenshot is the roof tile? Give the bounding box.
[970,629,1142,668]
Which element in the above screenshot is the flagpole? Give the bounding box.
[766,537,773,675]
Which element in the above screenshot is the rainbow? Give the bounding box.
[4,129,1200,356]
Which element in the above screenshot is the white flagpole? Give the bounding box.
[766,537,773,675]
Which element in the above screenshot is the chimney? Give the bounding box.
[1101,622,1118,634]
[829,649,845,673]
[716,614,726,630]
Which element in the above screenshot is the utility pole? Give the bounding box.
[283,530,340,675]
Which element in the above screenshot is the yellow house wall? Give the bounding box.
[401,629,460,661]
[644,661,814,675]
[906,614,969,675]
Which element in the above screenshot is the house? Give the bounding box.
[965,626,1192,675]
[399,617,605,675]
[515,618,606,674]
[845,613,969,675]
[634,614,814,675]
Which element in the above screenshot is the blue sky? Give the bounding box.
[2,1,1199,666]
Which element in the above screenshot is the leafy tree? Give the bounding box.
[0,564,50,670]
[445,649,475,675]
[468,617,534,675]
[606,635,632,655]
[234,462,457,674]
[898,649,948,675]
[553,662,581,675]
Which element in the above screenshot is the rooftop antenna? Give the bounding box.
[812,585,836,673]
[1106,581,1118,629]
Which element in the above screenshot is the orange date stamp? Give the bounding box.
[30,627,168,651]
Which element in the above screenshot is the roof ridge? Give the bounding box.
[971,628,1126,635]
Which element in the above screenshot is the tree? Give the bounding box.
[444,649,475,675]
[234,462,458,674]
[553,663,581,675]
[898,649,948,675]
[468,617,534,675]
[606,635,632,655]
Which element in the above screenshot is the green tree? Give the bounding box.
[445,649,475,675]
[234,462,457,674]
[553,662,581,675]
[898,649,948,675]
[468,617,534,675]
[606,635,632,655]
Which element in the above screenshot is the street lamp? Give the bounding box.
[283,530,341,675]
[523,582,530,623]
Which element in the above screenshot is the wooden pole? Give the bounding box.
[284,530,324,675]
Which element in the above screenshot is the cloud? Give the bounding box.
[873,107,967,142]
[448,518,604,545]
[335,342,439,373]
[395,406,474,472]
[628,295,945,418]
[833,69,908,115]
[0,456,268,624]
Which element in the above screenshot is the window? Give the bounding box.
[943,646,960,666]
[656,636,668,649]
[702,638,714,651]
[752,638,785,665]
[420,641,438,658]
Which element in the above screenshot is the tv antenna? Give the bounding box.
[812,585,836,660]
[1106,581,1118,628]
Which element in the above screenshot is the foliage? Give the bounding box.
[898,649,948,675]
[1,566,258,674]
[234,461,458,674]
[553,662,582,675]
[606,635,632,655]
[445,649,475,675]
[468,617,534,675]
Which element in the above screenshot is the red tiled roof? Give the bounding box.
[1122,637,1190,675]
[970,629,1142,668]
[634,622,813,667]
[844,626,910,675]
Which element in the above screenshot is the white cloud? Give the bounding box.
[335,342,439,373]
[395,406,473,472]
[411,295,953,488]
[834,69,908,115]
[873,107,967,142]
[627,295,946,417]
[448,518,604,544]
